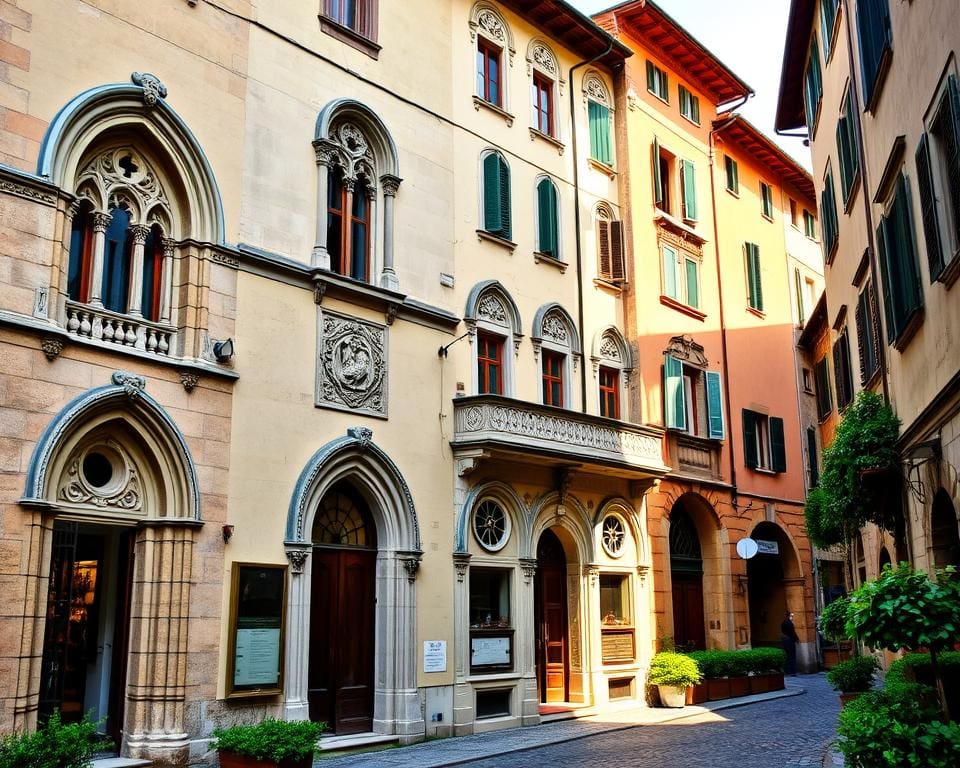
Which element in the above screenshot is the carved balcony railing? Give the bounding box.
[451,395,669,478]
[665,432,723,480]
[65,300,177,356]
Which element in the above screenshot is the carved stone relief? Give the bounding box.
[585,76,609,103]
[59,438,143,511]
[665,334,709,367]
[76,147,172,230]
[599,334,621,362]
[317,309,388,417]
[477,9,506,43]
[477,294,508,326]
[541,310,569,344]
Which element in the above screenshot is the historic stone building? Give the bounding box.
[777,0,960,585]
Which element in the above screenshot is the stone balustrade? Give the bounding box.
[65,301,176,356]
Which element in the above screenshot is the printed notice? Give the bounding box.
[470,636,510,666]
[423,640,447,673]
[234,627,281,686]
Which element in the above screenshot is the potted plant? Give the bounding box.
[727,651,752,698]
[748,647,786,693]
[687,650,731,701]
[827,654,879,705]
[212,719,326,768]
[649,651,702,708]
[0,711,102,768]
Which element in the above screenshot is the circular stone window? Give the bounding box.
[82,451,114,488]
[79,444,125,496]
[602,515,626,558]
[473,499,511,552]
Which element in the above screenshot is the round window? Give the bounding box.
[473,499,511,552]
[602,514,626,558]
[82,451,114,488]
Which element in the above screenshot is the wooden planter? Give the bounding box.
[218,751,313,768]
[767,672,785,691]
[728,675,750,698]
[822,645,853,669]
[685,682,708,705]
[706,678,731,701]
[748,674,769,695]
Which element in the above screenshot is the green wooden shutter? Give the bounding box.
[770,416,787,473]
[742,410,759,469]
[836,117,852,201]
[589,101,612,165]
[945,76,960,246]
[610,220,625,281]
[646,60,657,93]
[915,133,944,280]
[662,245,678,298]
[598,218,611,278]
[483,153,502,232]
[705,370,724,439]
[537,179,557,257]
[685,257,699,308]
[664,355,686,430]
[653,138,663,207]
[855,289,869,383]
[691,94,700,124]
[681,159,697,221]
[499,154,512,240]
[892,175,922,324]
[876,219,896,342]
[807,427,819,486]
[746,243,763,311]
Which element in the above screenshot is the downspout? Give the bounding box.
[708,95,749,504]
[570,38,614,413]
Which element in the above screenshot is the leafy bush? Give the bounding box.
[685,648,785,678]
[747,647,786,674]
[826,654,879,693]
[648,652,702,688]
[686,650,729,679]
[212,719,326,762]
[837,683,960,768]
[0,711,101,768]
[886,652,960,687]
[819,597,852,643]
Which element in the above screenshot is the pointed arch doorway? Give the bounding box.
[669,507,705,651]
[535,529,568,703]
[308,482,377,734]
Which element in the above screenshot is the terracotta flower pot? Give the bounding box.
[685,682,708,705]
[218,751,313,768]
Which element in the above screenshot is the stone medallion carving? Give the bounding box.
[541,310,568,343]
[477,295,508,326]
[477,9,506,43]
[600,334,621,362]
[317,309,388,417]
[585,76,609,103]
[59,438,143,511]
[532,44,557,75]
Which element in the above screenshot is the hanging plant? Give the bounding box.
[804,391,900,549]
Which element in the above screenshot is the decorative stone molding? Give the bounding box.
[313,280,327,305]
[584,75,610,105]
[526,40,565,95]
[41,337,64,361]
[179,370,199,392]
[0,177,57,205]
[59,440,143,510]
[478,295,508,326]
[469,4,515,65]
[664,334,709,367]
[399,551,423,583]
[112,370,147,400]
[347,426,374,449]
[453,552,472,583]
[385,302,400,326]
[131,72,168,106]
[520,557,537,583]
[77,147,173,231]
[636,564,650,584]
[317,309,388,417]
[583,564,600,586]
[285,547,311,575]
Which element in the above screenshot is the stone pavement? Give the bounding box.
[314,673,844,767]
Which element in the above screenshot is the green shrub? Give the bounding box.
[886,651,960,687]
[819,597,852,643]
[648,652,702,688]
[826,654,879,693]
[746,647,786,674]
[686,650,727,679]
[837,683,960,768]
[212,719,327,762]
[0,711,101,768]
[685,648,785,678]
[726,651,754,677]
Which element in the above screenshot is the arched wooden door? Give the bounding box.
[535,529,568,703]
[309,483,377,734]
[669,508,705,651]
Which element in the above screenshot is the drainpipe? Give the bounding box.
[569,38,614,413]
[708,95,749,505]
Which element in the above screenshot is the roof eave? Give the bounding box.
[775,0,815,133]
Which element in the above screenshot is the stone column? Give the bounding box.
[127,225,150,317]
[159,238,176,324]
[283,546,312,721]
[378,174,401,291]
[311,143,336,269]
[88,211,112,308]
[341,177,355,278]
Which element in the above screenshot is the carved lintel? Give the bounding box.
[179,370,200,392]
[520,558,537,584]
[111,371,147,400]
[131,71,168,106]
[286,547,311,575]
[41,337,63,361]
[313,279,326,305]
[399,550,423,583]
[664,334,708,367]
[385,302,400,326]
[453,552,472,583]
[347,426,374,448]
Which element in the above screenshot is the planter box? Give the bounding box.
[685,682,708,705]
[706,678,731,701]
[218,751,313,768]
[767,672,785,691]
[822,646,853,669]
[728,675,750,698]
[748,674,769,694]
[658,684,686,708]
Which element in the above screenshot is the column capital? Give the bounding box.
[130,224,151,245]
[312,140,340,167]
[161,237,177,256]
[380,174,402,196]
[92,211,113,232]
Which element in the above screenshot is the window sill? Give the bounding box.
[725,187,739,198]
[864,46,893,114]
[593,277,624,294]
[659,295,706,321]
[892,307,924,353]
[534,251,567,272]
[647,89,670,106]
[473,95,514,126]
[318,16,380,59]
[588,157,616,178]
[746,306,765,319]
[842,173,861,214]
[529,128,565,155]
[681,113,701,127]
[761,212,774,223]
[749,466,777,475]
[939,251,960,289]
[476,229,517,252]
[802,386,815,396]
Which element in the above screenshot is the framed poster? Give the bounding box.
[469,630,513,672]
[226,563,287,698]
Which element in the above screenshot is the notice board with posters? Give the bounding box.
[227,563,287,698]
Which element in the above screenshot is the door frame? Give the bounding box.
[535,529,569,704]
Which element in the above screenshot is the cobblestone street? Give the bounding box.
[315,674,841,768]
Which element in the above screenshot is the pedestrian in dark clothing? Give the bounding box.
[781,611,800,675]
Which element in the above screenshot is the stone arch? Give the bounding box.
[582,70,612,107]
[746,520,804,650]
[931,487,960,568]
[591,325,634,371]
[469,2,516,62]
[315,98,400,179]
[455,480,528,554]
[532,303,581,355]
[529,491,594,564]
[282,427,422,738]
[465,279,523,336]
[595,496,644,564]
[39,76,224,243]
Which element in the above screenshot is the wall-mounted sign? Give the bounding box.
[756,539,780,555]
[227,563,286,698]
[470,633,512,670]
[423,640,447,673]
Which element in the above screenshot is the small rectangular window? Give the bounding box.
[476,689,511,718]
[789,199,799,228]
[833,328,854,411]
[679,84,700,124]
[542,350,565,407]
[599,366,620,419]
[661,243,700,309]
[742,410,787,472]
[876,173,923,344]
[646,60,669,102]
[803,209,817,239]
[323,0,378,45]
[836,90,860,204]
[724,155,739,194]
[588,100,613,166]
[855,283,880,384]
[477,39,502,107]
[532,72,553,136]
[745,242,763,312]
[814,356,832,420]
[807,426,820,487]
[477,332,504,395]
[470,568,513,673]
[760,182,774,219]
[821,168,839,260]
[804,37,823,135]
[600,574,634,664]
[856,0,892,107]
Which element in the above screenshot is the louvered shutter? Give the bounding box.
[944,76,960,245]
[598,218,611,278]
[837,117,852,201]
[646,60,656,92]
[770,417,787,473]
[868,283,882,374]
[855,291,869,384]
[742,410,759,469]
[682,159,697,221]
[653,138,663,207]
[893,176,922,321]
[915,133,944,280]
[705,371,724,439]
[499,154,512,240]
[807,427,820,487]
[795,268,805,323]
[664,355,686,430]
[610,220,625,281]
[876,220,896,342]
[483,153,502,232]
[752,244,763,311]
[537,179,557,257]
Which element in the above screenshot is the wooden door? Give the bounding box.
[671,575,706,651]
[536,530,568,703]
[309,549,376,734]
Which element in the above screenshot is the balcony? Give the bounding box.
[65,300,176,356]
[665,432,723,480]
[451,395,668,479]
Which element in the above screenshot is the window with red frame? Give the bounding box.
[477,332,504,395]
[476,39,502,107]
[532,73,553,136]
[327,168,371,281]
[599,366,620,419]
[542,350,565,407]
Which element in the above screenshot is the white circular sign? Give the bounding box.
[737,538,759,559]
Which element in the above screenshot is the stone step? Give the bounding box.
[319,732,400,752]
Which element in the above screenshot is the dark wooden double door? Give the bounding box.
[308,548,376,734]
[535,530,568,703]
[671,574,706,651]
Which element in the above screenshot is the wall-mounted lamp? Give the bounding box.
[213,338,235,362]
[221,524,235,544]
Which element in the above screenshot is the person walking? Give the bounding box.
[781,611,800,675]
